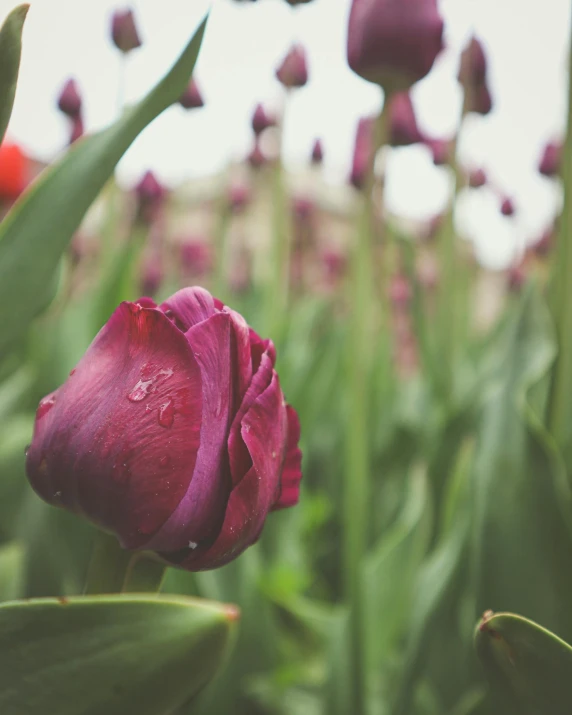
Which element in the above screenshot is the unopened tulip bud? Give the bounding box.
[500,197,515,217]
[538,141,562,177]
[466,83,492,116]
[468,168,487,188]
[111,8,142,54]
[458,37,487,87]
[251,103,275,135]
[135,171,166,223]
[347,0,444,92]
[276,44,309,89]
[311,138,324,164]
[57,78,82,119]
[179,78,204,110]
[26,288,302,570]
[388,91,423,147]
[0,142,27,201]
[349,116,373,190]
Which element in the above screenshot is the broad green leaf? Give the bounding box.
[470,286,572,640]
[0,593,237,715]
[475,611,572,715]
[0,14,208,353]
[0,5,28,144]
[363,467,431,673]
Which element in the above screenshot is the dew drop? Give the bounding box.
[24,444,30,457]
[127,378,154,402]
[188,541,198,550]
[36,395,56,419]
[158,398,175,428]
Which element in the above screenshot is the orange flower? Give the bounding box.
[0,142,27,201]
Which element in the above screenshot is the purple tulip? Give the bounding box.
[311,138,324,164]
[111,8,142,54]
[388,91,423,146]
[26,288,303,571]
[468,168,487,188]
[179,79,204,110]
[251,103,275,136]
[347,0,444,92]
[458,36,493,116]
[349,116,374,190]
[135,171,166,223]
[57,78,82,119]
[276,44,309,89]
[538,141,562,178]
[500,197,515,217]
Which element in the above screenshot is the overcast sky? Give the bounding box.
[3,0,571,267]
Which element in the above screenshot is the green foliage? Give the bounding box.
[0,4,28,144]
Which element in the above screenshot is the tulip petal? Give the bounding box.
[160,286,216,330]
[173,367,287,570]
[26,302,203,550]
[272,405,302,510]
[144,312,233,551]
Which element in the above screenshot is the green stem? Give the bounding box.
[548,8,572,450]
[83,531,133,595]
[122,553,167,593]
[343,97,388,715]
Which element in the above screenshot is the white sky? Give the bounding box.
[3,0,571,267]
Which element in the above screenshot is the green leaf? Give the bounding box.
[0,542,23,601]
[0,13,208,353]
[0,593,238,715]
[0,5,28,144]
[475,611,572,715]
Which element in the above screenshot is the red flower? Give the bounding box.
[0,142,27,201]
[26,288,302,571]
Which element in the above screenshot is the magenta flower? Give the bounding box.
[347,0,444,92]
[251,103,275,136]
[135,171,166,223]
[311,138,324,164]
[538,141,562,177]
[388,91,423,146]
[276,44,309,89]
[458,36,493,116]
[179,79,204,110]
[468,168,487,188]
[57,78,82,119]
[349,116,374,190]
[500,197,515,217]
[26,288,302,571]
[111,8,142,54]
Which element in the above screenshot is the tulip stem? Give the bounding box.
[83,531,133,595]
[344,95,388,715]
[548,5,572,451]
[122,553,167,594]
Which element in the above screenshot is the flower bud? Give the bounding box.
[538,141,562,177]
[111,8,142,54]
[57,78,82,119]
[349,116,373,190]
[500,197,515,217]
[466,83,493,116]
[468,168,487,188]
[135,171,166,223]
[0,142,26,201]
[458,36,493,116]
[347,0,444,93]
[276,44,309,89]
[26,288,302,570]
[311,138,324,164]
[388,91,423,147]
[251,103,275,135]
[179,78,204,110]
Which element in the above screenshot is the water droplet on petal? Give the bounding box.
[24,444,30,457]
[127,378,154,402]
[158,398,175,428]
[188,541,198,550]
[37,395,56,419]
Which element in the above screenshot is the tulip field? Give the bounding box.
[1,1,572,714]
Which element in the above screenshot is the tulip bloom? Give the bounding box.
[251,103,275,136]
[179,79,204,110]
[0,142,27,201]
[57,78,82,119]
[111,8,142,54]
[538,141,562,177]
[347,0,444,92]
[276,44,309,89]
[26,288,302,571]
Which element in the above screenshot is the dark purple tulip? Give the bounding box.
[466,83,492,116]
[276,44,309,89]
[57,78,82,119]
[69,115,84,145]
[458,36,488,87]
[350,116,374,190]
[248,141,267,170]
[347,0,444,92]
[179,79,204,110]
[180,240,211,277]
[538,141,562,177]
[251,103,275,136]
[388,91,423,146]
[468,168,487,188]
[26,288,303,571]
[423,136,450,166]
[500,197,515,217]
[311,138,324,164]
[111,8,142,54]
[135,171,166,223]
